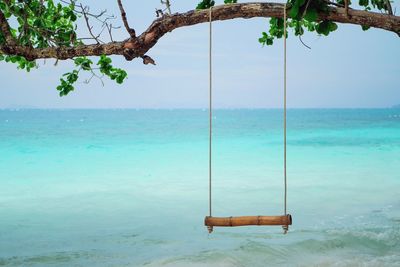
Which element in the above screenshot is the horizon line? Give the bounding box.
[1,107,399,110]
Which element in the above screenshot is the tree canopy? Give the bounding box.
[0,0,399,96]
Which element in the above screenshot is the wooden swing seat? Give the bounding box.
[204,7,292,234]
[205,214,292,228]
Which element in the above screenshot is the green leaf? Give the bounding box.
[304,8,318,22]
[316,20,337,36]
[74,57,93,71]
[361,25,370,31]
[294,23,304,36]
[316,21,330,35]
[298,0,307,6]
[289,4,300,18]
[329,22,338,32]
[196,0,215,9]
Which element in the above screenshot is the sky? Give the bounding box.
[0,0,399,109]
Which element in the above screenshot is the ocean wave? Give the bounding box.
[0,251,99,267]
[142,226,400,267]
[1,227,399,267]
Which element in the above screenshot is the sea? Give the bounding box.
[0,109,399,266]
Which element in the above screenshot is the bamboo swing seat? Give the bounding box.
[205,215,292,227]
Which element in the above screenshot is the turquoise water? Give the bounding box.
[0,109,399,266]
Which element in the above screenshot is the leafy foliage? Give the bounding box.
[0,54,36,71]
[0,0,79,73]
[0,0,396,96]
[0,0,78,48]
[359,0,392,11]
[0,0,127,96]
[56,55,128,96]
[196,0,215,9]
[257,0,388,46]
[196,0,237,9]
[197,0,367,46]
[197,0,237,9]
[97,55,128,84]
[57,70,79,96]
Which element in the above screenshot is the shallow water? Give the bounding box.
[0,109,399,266]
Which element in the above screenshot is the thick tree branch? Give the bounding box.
[1,2,399,62]
[0,9,16,46]
[127,3,400,58]
[0,41,125,60]
[116,0,136,38]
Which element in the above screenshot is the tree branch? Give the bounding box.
[116,0,136,38]
[126,3,400,58]
[1,2,399,62]
[80,4,101,44]
[161,0,172,15]
[0,41,125,60]
[0,9,16,46]
[385,0,393,15]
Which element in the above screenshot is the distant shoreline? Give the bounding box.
[1,107,400,111]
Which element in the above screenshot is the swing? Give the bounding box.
[204,5,292,234]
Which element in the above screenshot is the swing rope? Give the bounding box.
[283,4,288,234]
[208,6,213,219]
[207,4,288,233]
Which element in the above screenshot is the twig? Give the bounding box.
[80,4,101,44]
[299,35,311,49]
[385,0,393,15]
[106,23,118,42]
[85,70,105,86]
[116,0,136,38]
[161,0,172,15]
[298,0,312,49]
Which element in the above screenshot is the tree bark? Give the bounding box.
[1,2,399,61]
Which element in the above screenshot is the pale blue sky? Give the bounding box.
[0,0,399,108]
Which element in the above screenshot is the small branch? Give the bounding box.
[297,0,312,49]
[301,0,312,18]
[107,24,114,42]
[155,8,164,17]
[161,0,172,15]
[141,55,156,65]
[385,0,393,15]
[299,35,311,49]
[60,0,109,20]
[116,0,136,38]
[84,69,105,86]
[80,4,101,44]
